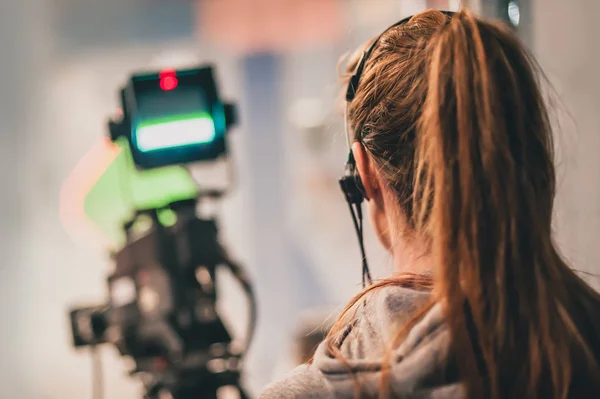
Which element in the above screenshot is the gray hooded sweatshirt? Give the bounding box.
[260,286,463,398]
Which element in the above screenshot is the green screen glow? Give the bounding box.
[135,113,216,152]
[83,138,198,246]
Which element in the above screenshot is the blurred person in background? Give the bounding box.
[260,8,600,399]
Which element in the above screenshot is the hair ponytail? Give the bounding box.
[417,9,600,399]
[331,9,600,399]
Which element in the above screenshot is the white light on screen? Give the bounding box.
[135,115,216,152]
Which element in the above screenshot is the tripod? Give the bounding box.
[140,351,251,399]
[118,198,255,399]
[70,196,256,399]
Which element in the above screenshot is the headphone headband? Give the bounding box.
[340,10,456,288]
[345,10,455,102]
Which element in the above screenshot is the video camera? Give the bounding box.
[68,65,254,399]
[109,66,237,169]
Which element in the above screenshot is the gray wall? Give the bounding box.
[0,0,52,396]
[533,0,600,283]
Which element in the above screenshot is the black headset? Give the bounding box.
[339,11,455,287]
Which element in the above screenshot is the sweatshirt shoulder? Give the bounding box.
[259,364,335,399]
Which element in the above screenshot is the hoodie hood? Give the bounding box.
[260,286,463,398]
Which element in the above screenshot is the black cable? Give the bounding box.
[223,257,257,356]
[355,204,372,286]
[346,200,372,288]
[90,346,104,399]
[237,386,252,399]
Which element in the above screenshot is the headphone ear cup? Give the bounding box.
[339,162,364,205]
[353,170,366,198]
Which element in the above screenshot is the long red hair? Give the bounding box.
[329,9,600,399]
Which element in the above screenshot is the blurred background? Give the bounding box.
[1,0,599,397]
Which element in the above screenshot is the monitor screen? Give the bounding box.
[133,86,216,153]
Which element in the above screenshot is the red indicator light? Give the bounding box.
[160,76,178,91]
[159,69,178,91]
